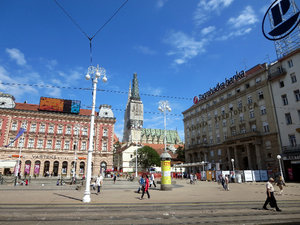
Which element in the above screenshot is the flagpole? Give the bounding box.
[14,130,25,186]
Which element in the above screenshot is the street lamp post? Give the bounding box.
[201,161,205,181]
[231,158,235,171]
[158,100,172,191]
[277,155,284,182]
[82,65,107,203]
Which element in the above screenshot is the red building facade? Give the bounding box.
[0,101,116,178]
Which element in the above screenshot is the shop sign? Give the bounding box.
[32,155,69,160]
[262,0,300,41]
[193,70,245,104]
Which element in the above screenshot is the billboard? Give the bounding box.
[39,97,81,114]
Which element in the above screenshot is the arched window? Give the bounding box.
[62,161,68,175]
[24,160,31,176]
[79,162,85,174]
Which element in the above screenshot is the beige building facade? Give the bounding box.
[183,64,281,173]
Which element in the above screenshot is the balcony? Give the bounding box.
[225,130,260,142]
[268,67,287,80]
[282,144,300,152]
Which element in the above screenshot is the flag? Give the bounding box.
[5,128,26,147]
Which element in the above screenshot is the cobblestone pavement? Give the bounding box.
[0,179,299,224]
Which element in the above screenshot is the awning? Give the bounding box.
[0,160,17,168]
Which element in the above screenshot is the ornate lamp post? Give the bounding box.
[82,65,107,203]
[158,100,172,190]
[201,161,205,181]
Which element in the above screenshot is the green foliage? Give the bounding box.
[175,146,185,162]
[137,146,161,170]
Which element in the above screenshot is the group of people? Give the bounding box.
[137,173,156,200]
[91,174,104,195]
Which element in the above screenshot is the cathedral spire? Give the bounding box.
[130,73,140,101]
[127,81,131,104]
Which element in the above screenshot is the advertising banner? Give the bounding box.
[260,170,268,181]
[244,170,253,182]
[161,160,171,185]
[34,164,40,174]
[24,164,31,175]
[252,170,261,181]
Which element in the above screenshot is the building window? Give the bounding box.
[46,140,52,149]
[260,106,267,115]
[30,124,36,132]
[251,124,257,132]
[216,135,220,143]
[239,114,244,122]
[28,139,34,148]
[48,125,54,134]
[37,139,43,149]
[298,110,300,121]
[294,90,300,101]
[291,73,297,83]
[215,123,219,129]
[55,140,61,150]
[222,120,226,127]
[8,138,14,147]
[81,141,86,150]
[64,140,70,150]
[66,126,71,134]
[285,113,292,125]
[247,96,252,104]
[231,127,236,136]
[103,128,108,137]
[218,149,222,155]
[240,126,246,134]
[223,133,227,140]
[21,121,27,129]
[279,80,284,88]
[256,77,261,83]
[258,91,264,100]
[83,127,88,136]
[18,138,24,147]
[210,150,214,157]
[237,100,242,109]
[11,121,18,131]
[236,88,240,93]
[249,110,255,119]
[102,141,107,151]
[245,83,250,89]
[39,124,45,133]
[263,122,270,133]
[231,118,235,125]
[57,125,63,134]
[288,59,293,68]
[282,94,288,105]
[289,134,297,147]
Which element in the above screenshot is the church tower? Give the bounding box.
[122,73,144,143]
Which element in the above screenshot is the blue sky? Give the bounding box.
[0,0,293,141]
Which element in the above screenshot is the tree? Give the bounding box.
[175,146,185,162]
[137,146,161,171]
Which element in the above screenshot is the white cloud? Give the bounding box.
[228,6,258,28]
[165,31,207,65]
[5,48,27,66]
[217,27,252,41]
[201,26,216,35]
[156,0,168,8]
[134,45,157,55]
[194,0,234,26]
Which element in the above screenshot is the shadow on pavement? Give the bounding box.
[53,193,82,202]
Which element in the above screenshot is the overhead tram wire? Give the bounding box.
[0,82,193,101]
[53,0,129,65]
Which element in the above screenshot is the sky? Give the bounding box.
[0,0,296,142]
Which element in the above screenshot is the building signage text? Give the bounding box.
[193,70,245,105]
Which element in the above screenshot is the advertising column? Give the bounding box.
[161,152,172,191]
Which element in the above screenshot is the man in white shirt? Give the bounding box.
[96,174,104,195]
[263,178,281,211]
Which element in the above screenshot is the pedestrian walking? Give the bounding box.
[190,174,194,184]
[96,174,103,195]
[276,176,286,195]
[137,175,144,193]
[150,173,156,188]
[224,175,229,191]
[263,178,281,212]
[113,173,117,184]
[221,175,225,190]
[140,174,150,200]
